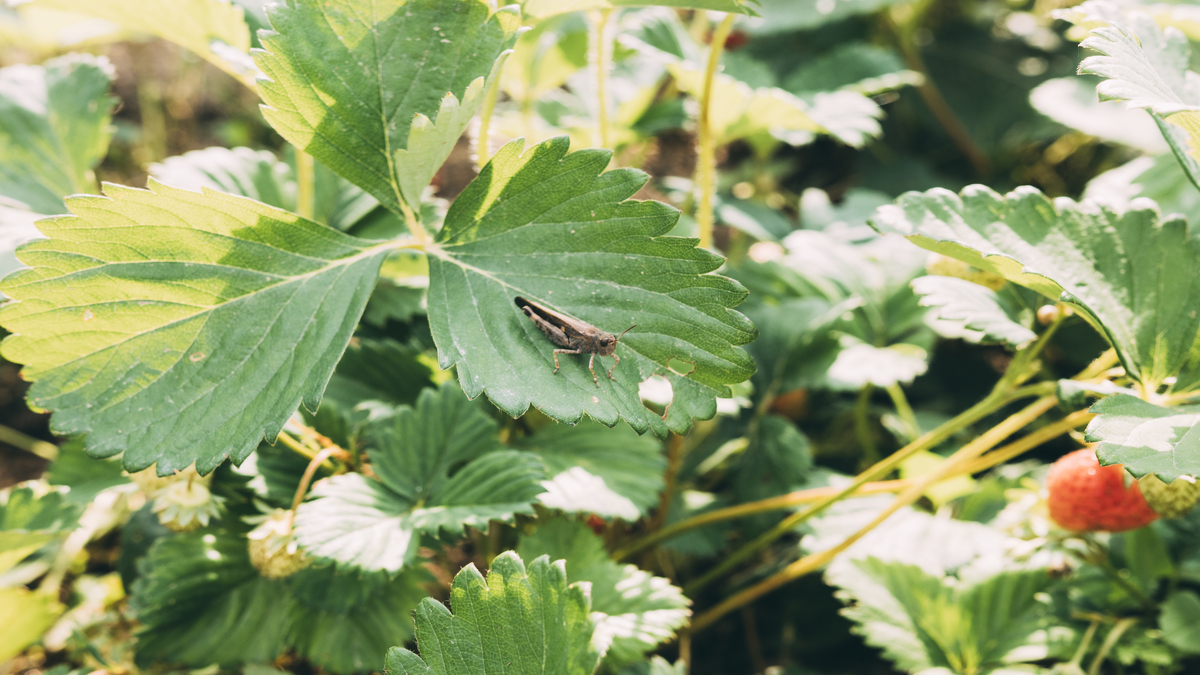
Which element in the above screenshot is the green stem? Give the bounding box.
[296,150,315,220]
[855,384,878,466]
[588,8,616,150]
[695,13,736,250]
[885,383,920,442]
[680,381,1055,593]
[1087,618,1137,675]
[0,424,58,461]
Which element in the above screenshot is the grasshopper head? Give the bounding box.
[599,324,637,356]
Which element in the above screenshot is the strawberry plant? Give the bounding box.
[6,0,1200,673]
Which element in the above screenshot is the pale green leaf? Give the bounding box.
[521,0,759,21]
[1029,77,1168,155]
[1085,394,1200,481]
[385,551,601,675]
[747,0,910,33]
[515,420,665,520]
[1160,590,1200,654]
[517,519,689,667]
[0,486,81,532]
[254,0,521,216]
[827,341,928,389]
[0,587,60,662]
[0,181,395,475]
[16,0,256,84]
[1060,2,1200,189]
[149,146,379,231]
[426,136,756,437]
[294,383,545,573]
[911,275,1038,348]
[1084,155,1200,226]
[871,185,1200,392]
[670,64,881,147]
[0,53,115,215]
[0,532,54,575]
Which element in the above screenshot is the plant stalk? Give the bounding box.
[588,8,616,150]
[476,73,502,170]
[695,13,736,250]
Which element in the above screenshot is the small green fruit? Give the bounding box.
[1136,474,1200,518]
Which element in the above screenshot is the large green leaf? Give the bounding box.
[515,420,665,520]
[0,486,81,532]
[15,0,256,84]
[1059,2,1200,190]
[0,181,395,475]
[1085,394,1200,481]
[872,185,1200,392]
[131,530,291,666]
[254,0,521,217]
[385,551,601,675]
[1161,590,1200,655]
[427,136,756,437]
[149,146,379,231]
[45,437,129,503]
[517,519,689,668]
[293,383,545,573]
[0,53,116,215]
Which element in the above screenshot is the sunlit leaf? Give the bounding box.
[911,275,1038,348]
[0,587,60,662]
[385,551,601,675]
[1086,394,1200,481]
[0,181,394,474]
[872,185,1200,392]
[254,0,521,216]
[521,0,759,21]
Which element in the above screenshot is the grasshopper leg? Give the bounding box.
[552,348,582,374]
[588,353,600,386]
[606,353,620,380]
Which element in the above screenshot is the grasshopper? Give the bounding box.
[515,296,636,386]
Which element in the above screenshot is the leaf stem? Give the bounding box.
[1087,617,1137,675]
[476,72,502,170]
[296,150,315,220]
[695,13,736,250]
[885,383,920,441]
[649,433,686,533]
[689,395,1059,632]
[855,384,879,465]
[588,8,616,150]
[291,446,344,513]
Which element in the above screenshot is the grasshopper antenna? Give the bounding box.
[616,324,637,342]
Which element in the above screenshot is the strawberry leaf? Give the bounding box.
[0,182,395,475]
[254,0,521,217]
[1086,394,1200,481]
[427,136,756,436]
[385,551,601,675]
[872,185,1200,392]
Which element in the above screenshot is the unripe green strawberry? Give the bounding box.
[248,509,310,579]
[152,480,223,532]
[1045,448,1158,532]
[1136,474,1200,518]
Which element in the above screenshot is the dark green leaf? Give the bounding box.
[1161,590,1200,654]
[294,383,545,573]
[427,136,756,437]
[44,437,127,503]
[0,486,80,532]
[515,420,665,520]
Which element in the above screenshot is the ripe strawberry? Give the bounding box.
[1136,474,1200,518]
[1045,448,1158,532]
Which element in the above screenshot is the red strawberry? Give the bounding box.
[1045,448,1158,532]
